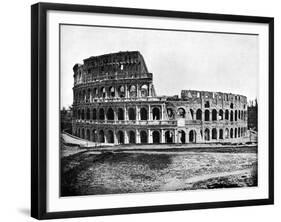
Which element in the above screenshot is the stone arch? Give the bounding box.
[204,128,210,141]
[189,130,196,143]
[100,87,106,98]
[107,130,114,143]
[235,110,238,121]
[128,130,136,144]
[92,129,97,142]
[165,131,173,144]
[152,107,161,120]
[86,129,90,140]
[225,128,229,139]
[140,131,148,144]
[205,110,210,121]
[117,108,124,120]
[230,110,234,121]
[219,109,224,120]
[238,110,241,119]
[212,128,217,140]
[225,109,229,120]
[230,128,234,138]
[196,109,202,120]
[219,129,223,139]
[117,131,125,144]
[99,108,105,120]
[178,107,186,118]
[129,85,137,97]
[81,109,85,120]
[140,84,148,97]
[178,130,186,144]
[109,86,115,97]
[190,109,194,120]
[140,107,148,120]
[86,108,90,120]
[118,85,125,98]
[99,130,105,143]
[152,131,160,144]
[128,107,136,120]
[212,109,217,121]
[106,107,114,120]
[167,108,175,119]
[92,108,97,120]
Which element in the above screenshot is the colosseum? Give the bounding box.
[72,51,248,145]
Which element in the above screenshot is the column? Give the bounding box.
[136,84,139,98]
[136,130,140,144]
[114,130,118,145]
[125,84,128,98]
[148,129,152,144]
[161,129,165,143]
[124,106,128,121]
[173,130,176,143]
[161,104,165,120]
[148,105,151,121]
[124,131,129,144]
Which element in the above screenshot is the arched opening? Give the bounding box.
[205,110,210,121]
[86,108,90,120]
[99,108,105,120]
[81,109,85,120]
[118,85,125,98]
[219,109,223,120]
[152,131,160,144]
[235,128,237,138]
[92,129,97,142]
[99,130,105,143]
[117,131,124,144]
[230,110,233,121]
[178,108,186,118]
[129,85,137,97]
[106,108,114,120]
[140,131,148,144]
[167,108,175,119]
[165,131,173,144]
[92,109,97,120]
[128,131,136,144]
[230,103,234,109]
[178,130,186,144]
[93,88,98,98]
[189,130,196,143]
[225,128,229,139]
[212,128,217,140]
[235,110,238,121]
[219,129,223,139]
[107,130,114,143]
[128,107,136,120]
[212,109,217,121]
[81,128,85,139]
[86,129,90,140]
[238,110,241,119]
[140,107,148,120]
[190,109,194,120]
[152,107,161,120]
[140,84,148,97]
[117,108,124,120]
[109,86,115,97]
[204,128,210,141]
[100,87,106,98]
[196,109,202,120]
[225,110,229,120]
[230,128,233,138]
[77,110,81,120]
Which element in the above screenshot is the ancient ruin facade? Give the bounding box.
[72,51,248,145]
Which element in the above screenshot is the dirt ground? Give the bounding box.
[60,145,257,196]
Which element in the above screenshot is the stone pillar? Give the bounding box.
[124,131,129,144]
[161,104,165,120]
[136,130,140,144]
[136,105,139,121]
[173,130,177,143]
[114,130,118,145]
[125,84,128,98]
[124,106,128,121]
[148,105,151,121]
[148,129,152,144]
[136,84,139,98]
[161,129,165,143]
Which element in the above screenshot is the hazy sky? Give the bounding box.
[60,24,258,108]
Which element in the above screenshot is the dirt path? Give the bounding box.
[161,168,253,191]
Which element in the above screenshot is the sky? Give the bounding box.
[60,24,259,108]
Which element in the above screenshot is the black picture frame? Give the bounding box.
[31,2,274,220]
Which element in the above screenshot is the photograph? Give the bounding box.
[59,24,259,197]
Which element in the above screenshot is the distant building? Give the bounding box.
[72,51,248,144]
[248,100,258,131]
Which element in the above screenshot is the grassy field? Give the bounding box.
[61,145,257,196]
